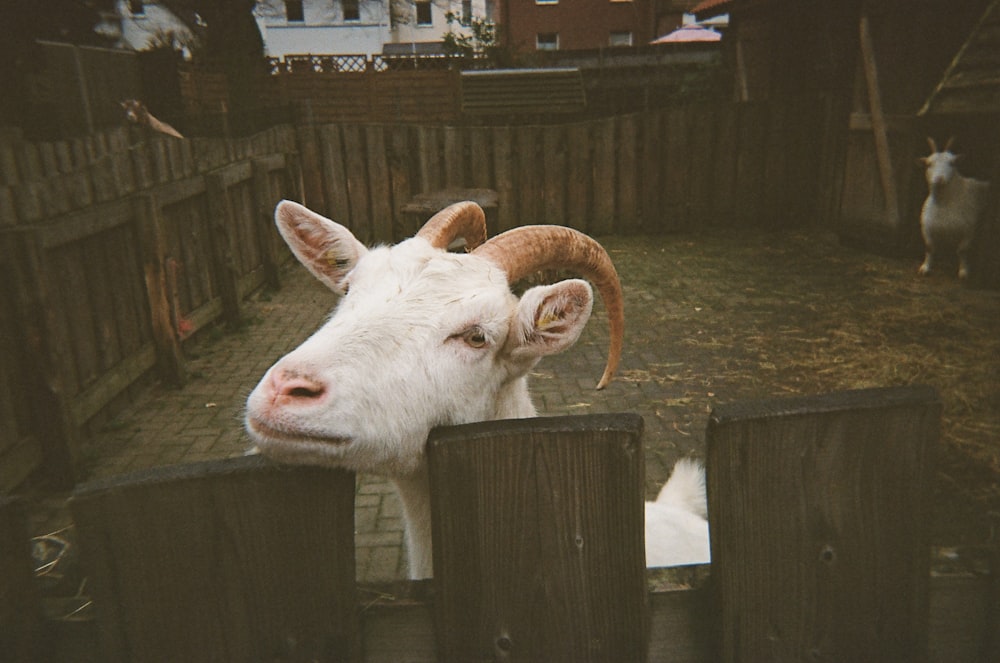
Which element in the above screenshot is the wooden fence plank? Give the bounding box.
[566,121,592,232]
[71,456,359,662]
[252,158,281,290]
[492,125,516,232]
[428,414,648,662]
[591,118,616,234]
[342,125,373,242]
[134,194,186,385]
[542,124,567,226]
[664,106,692,231]
[706,386,940,662]
[617,115,639,233]
[365,125,393,241]
[516,125,542,224]
[387,124,415,240]
[0,498,43,661]
[640,109,664,231]
[319,124,351,224]
[205,172,243,327]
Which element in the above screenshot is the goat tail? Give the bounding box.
[655,458,708,520]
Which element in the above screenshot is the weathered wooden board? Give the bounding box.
[71,456,359,663]
[707,385,941,662]
[428,414,649,662]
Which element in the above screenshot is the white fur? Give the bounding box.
[246,201,710,578]
[918,147,989,279]
[645,459,711,567]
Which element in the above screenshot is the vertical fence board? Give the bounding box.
[429,414,648,662]
[135,194,186,386]
[492,126,516,232]
[592,118,616,235]
[365,125,393,242]
[566,122,592,232]
[711,104,739,222]
[639,110,664,231]
[542,125,567,226]
[205,173,243,326]
[342,125,373,242]
[71,457,360,663]
[706,386,940,662]
[664,106,692,231]
[734,102,769,225]
[417,125,443,195]
[319,124,351,224]
[387,125,416,240]
[0,498,42,661]
[616,115,639,233]
[467,127,494,191]
[252,159,281,290]
[687,103,718,228]
[443,126,463,188]
[516,125,543,224]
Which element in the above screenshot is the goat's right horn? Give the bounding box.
[473,225,624,390]
[416,201,487,251]
[927,136,938,153]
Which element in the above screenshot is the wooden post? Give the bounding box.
[706,386,940,662]
[428,414,649,662]
[251,158,281,291]
[205,171,243,328]
[133,193,186,386]
[70,456,360,662]
[859,13,901,229]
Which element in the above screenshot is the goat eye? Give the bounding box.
[462,327,488,349]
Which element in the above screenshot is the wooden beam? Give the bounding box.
[859,13,901,228]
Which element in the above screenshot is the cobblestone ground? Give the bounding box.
[34,226,1000,582]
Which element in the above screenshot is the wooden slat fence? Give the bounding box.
[2,391,996,661]
[306,95,831,243]
[0,126,302,491]
[0,93,838,491]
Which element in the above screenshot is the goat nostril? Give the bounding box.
[272,370,326,400]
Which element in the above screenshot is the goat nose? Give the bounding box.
[270,369,326,401]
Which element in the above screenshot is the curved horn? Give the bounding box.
[926,136,938,153]
[415,201,487,251]
[944,135,956,152]
[474,225,623,390]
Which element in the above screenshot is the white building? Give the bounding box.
[105,0,491,60]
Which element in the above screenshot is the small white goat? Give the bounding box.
[245,201,709,578]
[917,136,989,279]
[121,99,184,140]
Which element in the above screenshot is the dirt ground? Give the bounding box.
[541,226,1000,547]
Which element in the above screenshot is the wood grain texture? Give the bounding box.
[428,414,648,662]
[707,386,940,662]
[71,456,359,662]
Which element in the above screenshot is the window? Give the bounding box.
[416,0,432,25]
[343,0,360,21]
[128,0,145,15]
[285,0,304,22]
[536,0,558,4]
[461,0,472,25]
[536,32,558,51]
[609,31,633,47]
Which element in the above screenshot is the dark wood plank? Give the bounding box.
[71,456,359,663]
[591,118,616,234]
[0,498,43,661]
[205,173,243,327]
[428,414,648,662]
[706,386,941,662]
[365,125,393,242]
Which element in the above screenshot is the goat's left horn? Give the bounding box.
[416,201,487,251]
[473,225,624,390]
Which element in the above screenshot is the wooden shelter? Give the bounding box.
[707,0,1000,287]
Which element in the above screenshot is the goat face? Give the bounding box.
[923,151,959,193]
[245,201,621,477]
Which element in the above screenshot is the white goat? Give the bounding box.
[918,136,989,280]
[245,200,710,578]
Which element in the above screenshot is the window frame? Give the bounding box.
[536,32,559,51]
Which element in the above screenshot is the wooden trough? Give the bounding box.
[2,386,997,661]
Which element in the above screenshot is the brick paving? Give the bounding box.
[33,227,1000,582]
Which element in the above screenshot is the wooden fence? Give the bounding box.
[0,126,302,491]
[0,91,840,493]
[301,93,839,243]
[2,389,997,661]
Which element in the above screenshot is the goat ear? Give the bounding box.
[509,280,594,361]
[274,200,367,294]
